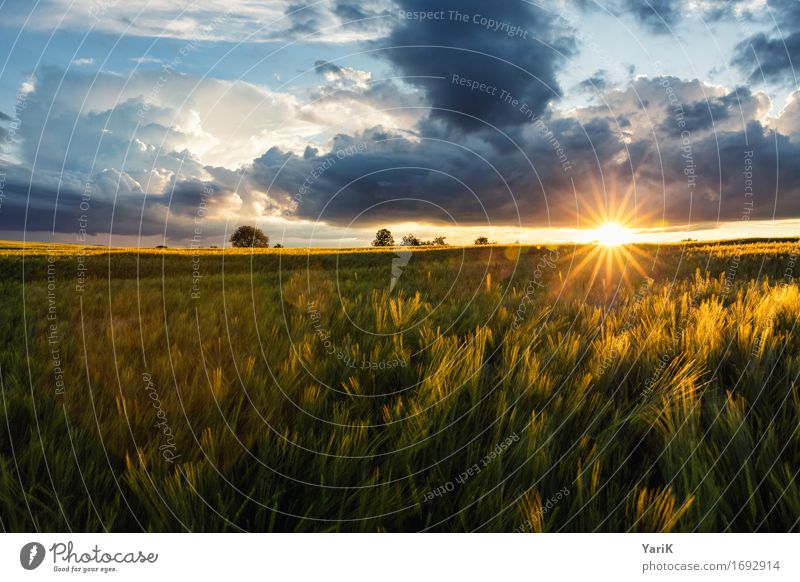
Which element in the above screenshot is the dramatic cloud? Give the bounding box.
[0,68,301,239]
[0,63,420,240]
[245,128,536,228]
[733,0,800,83]
[11,68,318,175]
[735,32,800,84]
[378,0,574,136]
[241,73,798,231]
[0,159,256,243]
[5,62,798,240]
[9,63,417,177]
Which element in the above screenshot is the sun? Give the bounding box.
[588,223,635,246]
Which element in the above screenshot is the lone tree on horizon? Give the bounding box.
[402,233,421,246]
[372,228,394,246]
[474,236,489,245]
[230,225,270,248]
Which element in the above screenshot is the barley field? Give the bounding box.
[0,240,798,532]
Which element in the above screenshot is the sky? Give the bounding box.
[0,0,799,247]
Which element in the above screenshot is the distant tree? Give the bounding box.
[372,228,394,246]
[474,236,489,245]
[432,236,448,246]
[402,234,421,246]
[155,245,168,249]
[273,243,284,248]
[230,225,269,248]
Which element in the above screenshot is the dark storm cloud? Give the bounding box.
[242,67,800,230]
[160,176,242,217]
[242,112,646,229]
[764,0,800,28]
[246,127,563,227]
[6,93,800,239]
[252,64,800,230]
[562,76,797,226]
[378,0,574,136]
[733,0,800,83]
[657,88,752,136]
[707,124,800,221]
[734,31,800,83]
[633,121,800,224]
[0,166,240,241]
[0,177,156,237]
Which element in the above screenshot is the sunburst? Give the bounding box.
[565,179,658,290]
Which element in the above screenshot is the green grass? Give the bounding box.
[0,241,798,531]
